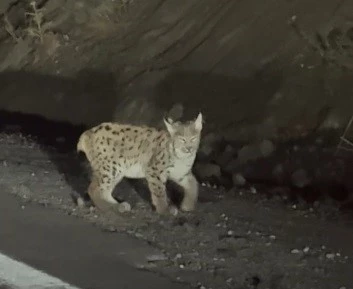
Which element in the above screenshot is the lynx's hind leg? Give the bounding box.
[88,173,131,213]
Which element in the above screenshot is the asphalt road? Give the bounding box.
[0,190,189,289]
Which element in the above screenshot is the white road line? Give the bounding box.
[0,252,81,289]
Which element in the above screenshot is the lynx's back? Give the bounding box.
[77,122,170,178]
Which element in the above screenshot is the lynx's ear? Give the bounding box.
[164,117,175,135]
[194,112,203,131]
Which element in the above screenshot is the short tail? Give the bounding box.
[77,131,89,153]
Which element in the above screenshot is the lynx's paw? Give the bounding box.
[180,198,197,212]
[155,203,178,216]
[180,203,196,212]
[118,201,131,213]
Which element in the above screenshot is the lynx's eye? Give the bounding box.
[178,137,186,143]
[190,136,197,142]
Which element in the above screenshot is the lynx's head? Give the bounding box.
[164,112,203,158]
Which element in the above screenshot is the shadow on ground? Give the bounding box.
[0,69,123,204]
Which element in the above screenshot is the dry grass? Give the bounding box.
[3,15,22,43]
[335,115,353,155]
[289,15,353,70]
[84,0,132,38]
[25,1,47,43]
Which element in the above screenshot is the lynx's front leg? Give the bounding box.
[146,171,177,215]
[175,173,199,212]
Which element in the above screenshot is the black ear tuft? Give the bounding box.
[164,117,173,124]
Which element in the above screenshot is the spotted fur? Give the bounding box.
[77,113,203,215]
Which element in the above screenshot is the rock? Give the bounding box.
[146,253,168,262]
[291,169,311,188]
[256,116,277,139]
[259,139,275,157]
[291,249,300,254]
[194,162,221,180]
[76,197,86,208]
[236,144,261,165]
[250,186,257,194]
[232,173,246,186]
[169,205,179,216]
[167,103,184,121]
[102,225,117,232]
[272,164,284,181]
[118,201,131,213]
[198,133,222,160]
[303,246,310,253]
[215,144,235,167]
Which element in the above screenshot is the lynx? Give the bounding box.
[76,113,203,215]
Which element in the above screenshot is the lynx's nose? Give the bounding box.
[185,146,193,153]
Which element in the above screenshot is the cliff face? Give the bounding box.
[0,0,352,141]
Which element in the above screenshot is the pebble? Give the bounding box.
[326,253,335,260]
[291,249,300,254]
[313,201,320,208]
[260,139,275,157]
[227,230,234,236]
[269,235,276,240]
[104,225,117,232]
[291,169,311,188]
[77,197,85,208]
[303,246,310,253]
[232,173,246,186]
[175,253,182,259]
[250,187,257,194]
[146,253,167,262]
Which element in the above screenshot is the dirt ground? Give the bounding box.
[1,0,353,288]
[0,129,353,289]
